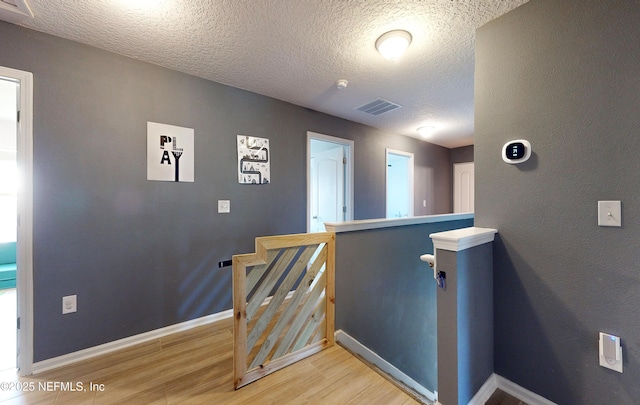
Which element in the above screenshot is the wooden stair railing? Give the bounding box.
[232,232,335,389]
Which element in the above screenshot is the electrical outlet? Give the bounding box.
[218,200,230,213]
[62,295,77,314]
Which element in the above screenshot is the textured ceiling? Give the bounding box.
[7,0,528,148]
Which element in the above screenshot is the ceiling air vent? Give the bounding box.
[355,98,402,116]
[0,0,33,24]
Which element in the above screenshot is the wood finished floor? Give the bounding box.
[0,317,422,405]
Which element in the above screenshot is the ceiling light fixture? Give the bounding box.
[418,126,435,137]
[375,30,412,60]
[119,0,164,10]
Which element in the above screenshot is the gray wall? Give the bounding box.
[436,244,493,405]
[450,145,473,165]
[475,1,640,403]
[335,217,473,393]
[0,22,454,362]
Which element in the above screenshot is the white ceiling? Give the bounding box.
[2,0,529,148]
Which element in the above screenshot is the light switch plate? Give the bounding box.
[218,200,230,213]
[598,201,621,227]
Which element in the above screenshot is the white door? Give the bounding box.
[453,162,474,213]
[307,132,353,233]
[386,149,414,218]
[310,146,344,232]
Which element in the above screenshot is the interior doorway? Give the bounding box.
[453,162,474,213]
[307,132,354,232]
[386,149,414,218]
[0,66,33,376]
[0,77,18,371]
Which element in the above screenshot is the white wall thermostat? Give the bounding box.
[502,140,532,164]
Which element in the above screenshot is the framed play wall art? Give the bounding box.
[147,122,194,182]
[237,135,270,184]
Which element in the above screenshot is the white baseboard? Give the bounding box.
[494,374,557,405]
[31,308,234,374]
[469,373,557,405]
[335,329,437,403]
[468,374,499,405]
[31,292,298,375]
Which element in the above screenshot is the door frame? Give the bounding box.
[0,66,33,376]
[306,132,354,232]
[385,148,414,218]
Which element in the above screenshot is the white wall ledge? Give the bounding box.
[430,227,498,252]
[324,213,474,233]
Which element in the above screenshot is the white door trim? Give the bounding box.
[386,148,414,218]
[0,66,34,376]
[306,132,354,232]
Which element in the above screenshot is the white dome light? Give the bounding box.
[375,30,412,60]
[418,126,435,137]
[119,0,164,10]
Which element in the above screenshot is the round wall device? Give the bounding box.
[502,140,532,164]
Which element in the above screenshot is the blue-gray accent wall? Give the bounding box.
[334,217,473,392]
[436,244,493,405]
[0,21,455,362]
[475,0,640,403]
